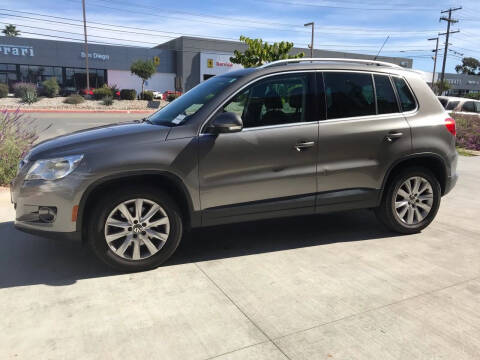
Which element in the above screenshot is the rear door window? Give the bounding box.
[393,77,416,112]
[374,75,399,114]
[462,101,476,112]
[324,72,375,119]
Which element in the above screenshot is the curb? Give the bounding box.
[4,108,156,114]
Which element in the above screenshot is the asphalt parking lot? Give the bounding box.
[1,130,479,358]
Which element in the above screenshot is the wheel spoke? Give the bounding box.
[412,177,420,194]
[416,202,432,212]
[132,241,141,260]
[141,236,158,255]
[116,235,133,255]
[397,189,410,199]
[417,182,429,195]
[146,228,168,242]
[141,204,160,223]
[135,199,143,220]
[404,179,412,193]
[395,200,408,209]
[106,219,130,229]
[118,203,134,224]
[398,206,409,219]
[406,207,414,224]
[418,194,433,202]
[147,217,168,228]
[414,207,424,222]
[106,230,129,242]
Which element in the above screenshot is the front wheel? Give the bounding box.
[88,187,183,272]
[375,167,441,234]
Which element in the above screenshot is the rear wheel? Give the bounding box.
[88,186,183,272]
[375,167,441,234]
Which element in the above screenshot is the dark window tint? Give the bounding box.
[374,75,399,114]
[475,102,480,113]
[324,72,375,119]
[393,77,416,112]
[446,101,459,110]
[462,101,476,112]
[438,97,448,107]
[222,73,312,128]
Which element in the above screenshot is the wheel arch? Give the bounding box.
[77,171,198,241]
[380,153,448,200]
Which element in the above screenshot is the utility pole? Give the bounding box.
[304,22,314,58]
[428,36,439,92]
[82,0,90,91]
[439,7,461,94]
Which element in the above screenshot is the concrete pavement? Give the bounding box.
[0,157,479,359]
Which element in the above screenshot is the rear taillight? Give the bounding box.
[445,117,456,136]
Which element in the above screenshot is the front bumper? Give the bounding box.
[11,171,88,237]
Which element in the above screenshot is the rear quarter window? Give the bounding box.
[446,101,459,111]
[393,77,416,112]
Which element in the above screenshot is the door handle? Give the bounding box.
[385,132,403,142]
[294,141,315,151]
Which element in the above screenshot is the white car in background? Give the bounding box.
[439,96,480,115]
[146,90,163,99]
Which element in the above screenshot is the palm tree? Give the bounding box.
[2,24,20,37]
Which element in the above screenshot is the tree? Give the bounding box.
[2,24,20,37]
[130,60,156,96]
[434,79,451,95]
[230,35,304,68]
[455,57,480,75]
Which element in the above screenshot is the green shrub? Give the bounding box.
[166,93,179,102]
[102,95,114,106]
[63,94,85,104]
[120,89,137,100]
[0,83,8,98]
[140,91,154,101]
[41,78,60,97]
[464,93,480,100]
[22,87,38,104]
[13,82,36,98]
[93,86,113,100]
[0,110,39,185]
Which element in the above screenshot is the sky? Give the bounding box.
[1,0,479,74]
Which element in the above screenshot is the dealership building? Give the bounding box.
[1,35,413,94]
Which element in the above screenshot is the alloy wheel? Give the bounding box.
[394,176,434,225]
[104,198,170,260]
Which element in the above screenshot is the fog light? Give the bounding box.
[38,206,57,223]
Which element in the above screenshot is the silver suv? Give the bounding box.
[11,58,458,271]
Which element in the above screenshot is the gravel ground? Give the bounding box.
[0,96,168,110]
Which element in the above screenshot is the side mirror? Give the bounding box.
[208,112,243,134]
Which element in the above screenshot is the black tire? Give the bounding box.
[88,186,183,272]
[375,167,441,234]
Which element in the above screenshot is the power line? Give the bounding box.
[255,0,434,11]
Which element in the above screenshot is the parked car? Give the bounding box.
[146,90,162,99]
[60,87,78,97]
[11,58,458,272]
[80,88,94,96]
[162,90,182,100]
[439,96,480,115]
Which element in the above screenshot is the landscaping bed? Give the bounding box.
[0,96,167,111]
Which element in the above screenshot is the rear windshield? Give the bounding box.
[147,75,239,126]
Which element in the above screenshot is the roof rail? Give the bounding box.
[258,58,403,69]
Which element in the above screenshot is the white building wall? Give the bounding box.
[107,70,175,93]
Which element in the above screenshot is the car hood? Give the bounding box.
[27,121,171,161]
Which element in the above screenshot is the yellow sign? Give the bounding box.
[153,56,160,66]
[207,59,214,68]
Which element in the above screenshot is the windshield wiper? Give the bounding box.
[141,117,153,124]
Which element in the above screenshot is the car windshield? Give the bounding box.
[147,75,240,126]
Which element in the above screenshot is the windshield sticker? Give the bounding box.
[172,114,186,124]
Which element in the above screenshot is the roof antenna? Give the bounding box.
[374,35,390,60]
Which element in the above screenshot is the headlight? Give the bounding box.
[25,155,84,181]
